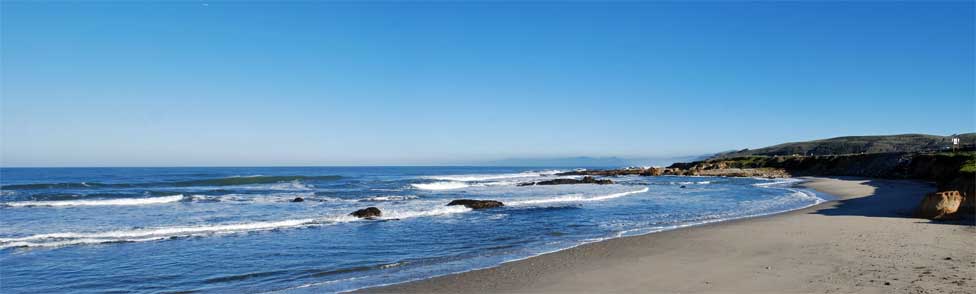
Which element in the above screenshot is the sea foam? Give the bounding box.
[411,182,470,190]
[509,187,649,205]
[0,202,475,248]
[422,170,564,182]
[2,195,186,208]
[0,217,343,249]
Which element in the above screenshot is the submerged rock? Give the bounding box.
[291,197,305,202]
[915,191,962,219]
[446,199,504,209]
[520,176,613,186]
[350,207,382,218]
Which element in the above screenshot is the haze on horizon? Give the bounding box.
[1,2,973,167]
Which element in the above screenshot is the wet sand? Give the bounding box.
[358,177,975,294]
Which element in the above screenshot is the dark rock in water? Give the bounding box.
[581,176,613,185]
[446,199,504,209]
[516,182,536,187]
[291,197,305,202]
[527,176,613,186]
[536,178,586,185]
[680,185,687,189]
[350,207,382,218]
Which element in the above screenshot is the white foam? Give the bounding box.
[361,195,418,202]
[672,181,711,185]
[0,217,346,249]
[267,180,313,190]
[422,170,564,182]
[229,180,313,191]
[0,202,479,249]
[2,195,185,207]
[198,192,316,203]
[752,178,804,187]
[509,187,649,205]
[381,205,471,220]
[411,182,470,190]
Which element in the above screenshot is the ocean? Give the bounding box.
[0,167,826,293]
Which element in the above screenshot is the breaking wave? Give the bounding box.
[509,187,649,205]
[422,170,564,182]
[2,195,186,207]
[752,178,804,187]
[0,217,344,249]
[673,181,711,185]
[411,182,470,190]
[381,205,471,219]
[360,195,419,202]
[0,175,342,190]
[0,203,474,249]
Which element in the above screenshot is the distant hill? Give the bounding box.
[711,133,976,159]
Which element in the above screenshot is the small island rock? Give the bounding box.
[519,176,613,186]
[350,207,382,218]
[447,199,504,209]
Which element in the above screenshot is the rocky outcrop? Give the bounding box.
[558,169,643,176]
[554,150,975,219]
[519,176,613,186]
[446,199,504,209]
[670,152,972,180]
[560,166,788,179]
[291,197,305,202]
[561,152,973,182]
[684,168,790,178]
[641,167,665,176]
[937,173,975,215]
[915,191,962,219]
[350,207,382,218]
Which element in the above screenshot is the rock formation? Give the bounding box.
[915,191,962,219]
[350,207,382,218]
[938,173,975,214]
[518,176,613,186]
[291,197,304,202]
[446,199,504,209]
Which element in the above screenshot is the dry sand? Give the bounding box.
[358,177,975,293]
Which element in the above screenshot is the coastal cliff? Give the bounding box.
[711,133,976,159]
[667,152,976,215]
[568,134,976,218]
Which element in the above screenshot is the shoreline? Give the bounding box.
[357,177,975,293]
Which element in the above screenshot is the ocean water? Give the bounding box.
[0,167,825,293]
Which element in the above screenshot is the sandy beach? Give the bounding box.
[359,177,975,293]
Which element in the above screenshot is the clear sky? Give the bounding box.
[1,1,973,167]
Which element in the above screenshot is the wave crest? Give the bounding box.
[360,195,419,202]
[509,187,649,205]
[411,182,470,190]
[0,217,350,249]
[422,170,564,182]
[2,195,186,207]
[0,175,342,190]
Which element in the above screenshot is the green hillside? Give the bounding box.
[711,133,976,159]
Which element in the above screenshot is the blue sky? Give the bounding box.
[1,2,973,166]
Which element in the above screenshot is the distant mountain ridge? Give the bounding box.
[711,133,976,159]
